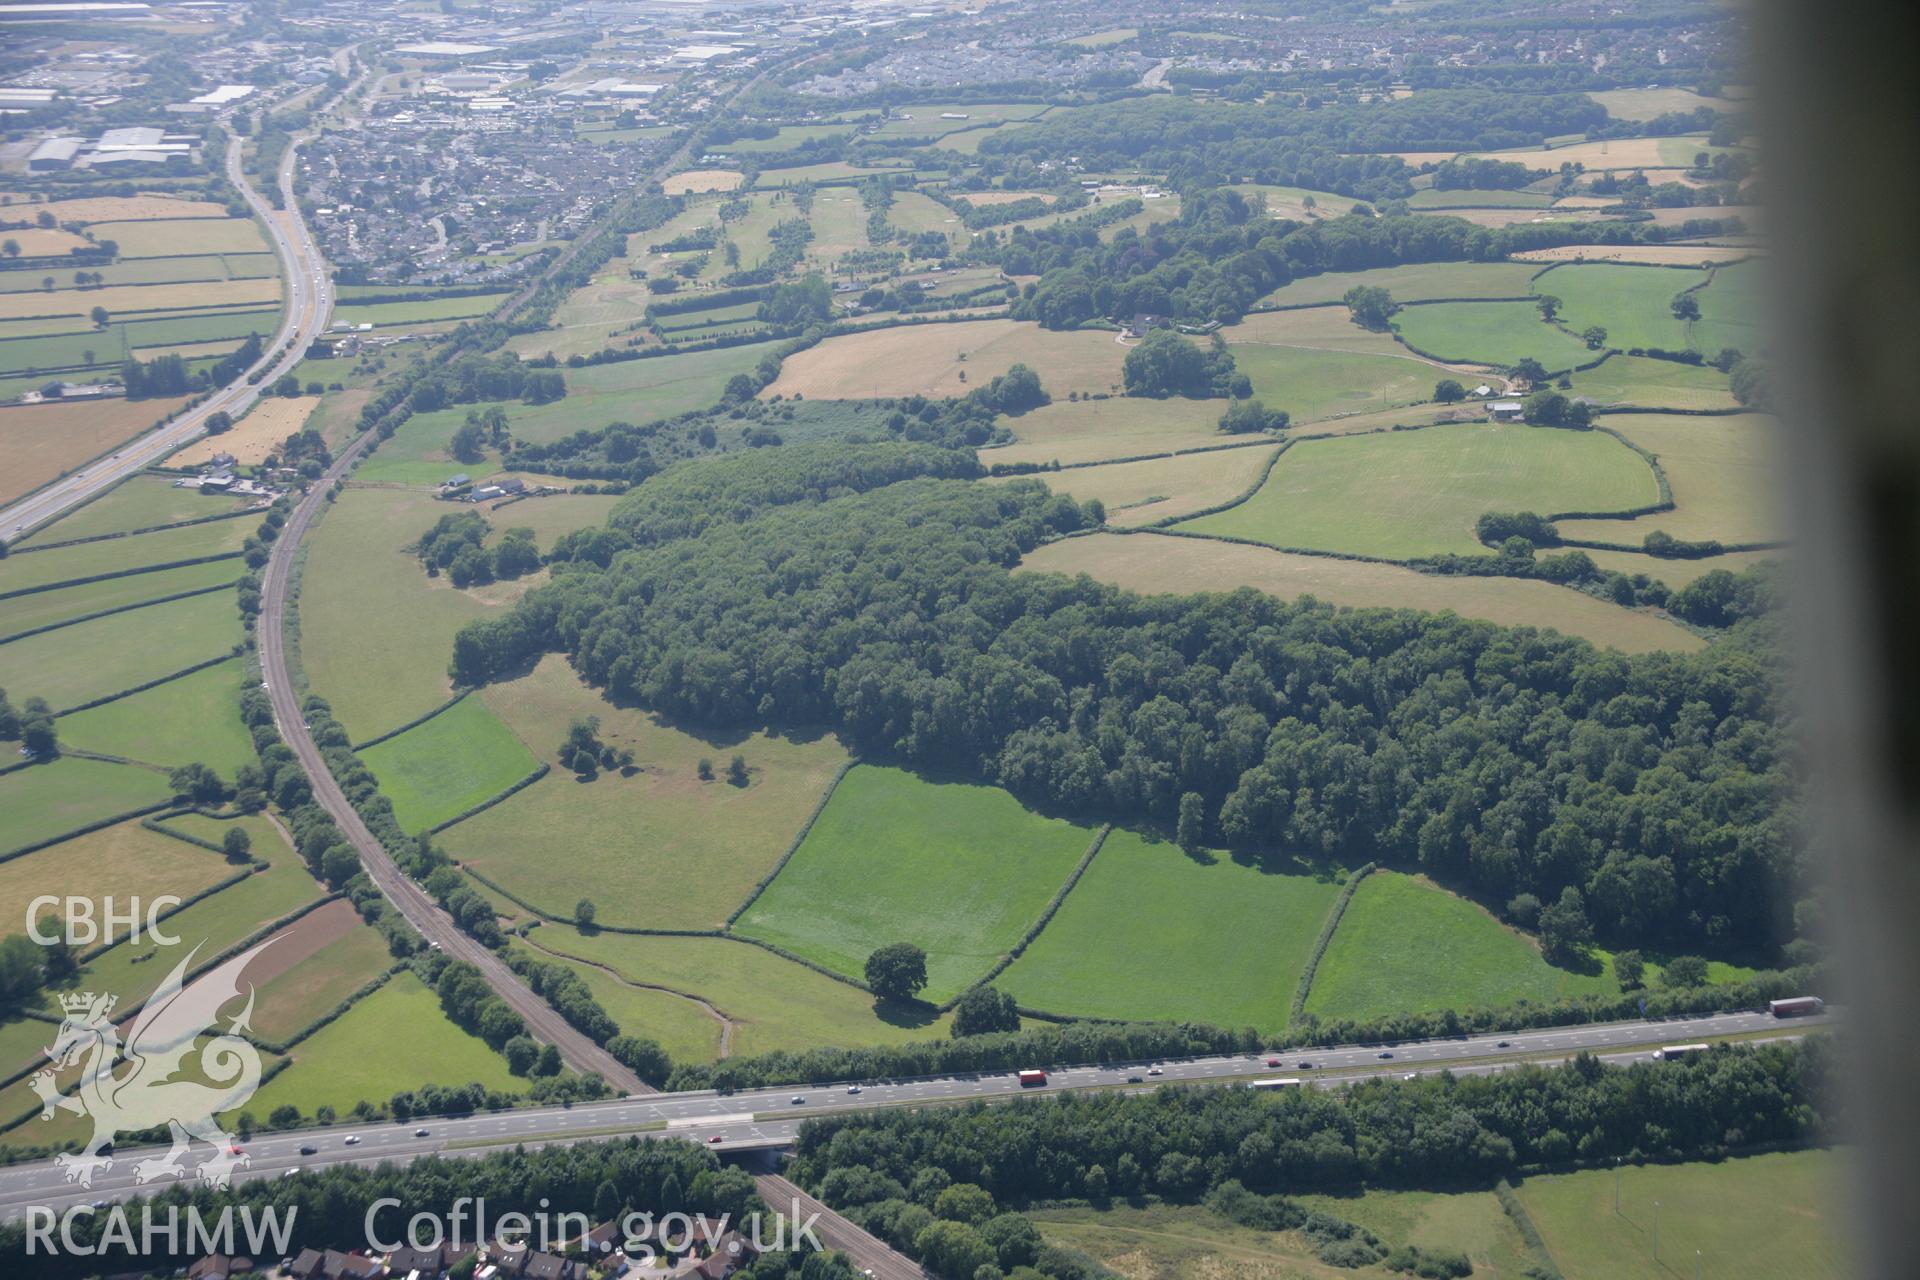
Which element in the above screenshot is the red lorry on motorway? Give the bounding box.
[1770,996,1824,1017]
[1017,1069,1048,1087]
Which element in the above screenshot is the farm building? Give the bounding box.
[1489,400,1525,421]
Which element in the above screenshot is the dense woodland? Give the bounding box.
[989,195,1735,331]
[452,446,1802,961]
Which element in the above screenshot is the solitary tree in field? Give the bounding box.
[89,305,109,329]
[1614,949,1645,990]
[865,942,929,1003]
[727,754,750,786]
[1433,378,1466,403]
[697,757,714,781]
[1535,293,1562,322]
[1662,954,1710,988]
[1581,325,1608,349]
[1,240,18,260]
[575,898,597,929]
[222,827,252,862]
[1342,284,1398,331]
[1670,293,1701,321]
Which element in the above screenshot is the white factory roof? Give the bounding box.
[672,44,741,61]
[29,136,83,162]
[99,125,164,148]
[189,84,256,105]
[0,87,59,104]
[396,41,503,56]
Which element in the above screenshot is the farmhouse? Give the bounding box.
[1488,400,1525,421]
[1125,312,1170,339]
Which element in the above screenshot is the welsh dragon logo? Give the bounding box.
[32,940,274,1189]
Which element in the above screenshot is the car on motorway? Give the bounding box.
[343,1135,360,1145]
[1297,1062,1315,1070]
[1377,1051,1394,1059]
[414,1128,430,1137]
[282,1169,299,1179]
[792,1096,806,1105]
[708,1135,723,1144]
[1147,1066,1163,1076]
[1496,1040,1512,1048]
[1125,1074,1143,1084]
[1266,1057,1282,1066]
[847,1084,862,1094]
[298,1144,316,1155]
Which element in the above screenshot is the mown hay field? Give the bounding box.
[1018,533,1705,654]
[0,277,281,324]
[90,217,272,258]
[171,395,319,466]
[987,395,1225,469]
[1176,423,1658,559]
[1260,261,1540,308]
[0,818,231,936]
[297,488,493,740]
[762,319,1125,400]
[663,169,745,195]
[526,927,953,1061]
[0,396,191,508]
[444,655,852,930]
[1555,412,1781,547]
[994,443,1283,528]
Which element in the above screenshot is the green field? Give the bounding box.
[334,292,510,328]
[1563,353,1737,410]
[1261,262,1540,308]
[1515,1149,1846,1280]
[348,405,501,485]
[242,972,519,1118]
[249,916,397,1045]
[90,217,272,258]
[989,395,1227,468]
[1407,187,1555,208]
[504,342,780,445]
[1304,871,1615,1021]
[0,513,252,595]
[0,254,276,292]
[359,696,539,835]
[297,487,492,739]
[0,557,241,640]
[17,474,254,545]
[0,756,172,854]
[1227,342,1437,423]
[1555,413,1780,547]
[527,926,952,1060]
[444,655,852,929]
[725,124,857,153]
[0,586,238,712]
[1176,423,1658,559]
[509,939,726,1064]
[1034,1187,1534,1280]
[0,818,230,936]
[1689,259,1764,355]
[1538,263,1704,352]
[1393,300,1595,369]
[57,657,254,774]
[999,831,1342,1029]
[736,765,1095,1001]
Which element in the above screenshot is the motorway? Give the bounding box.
[0,1007,1826,1226]
[0,126,334,544]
